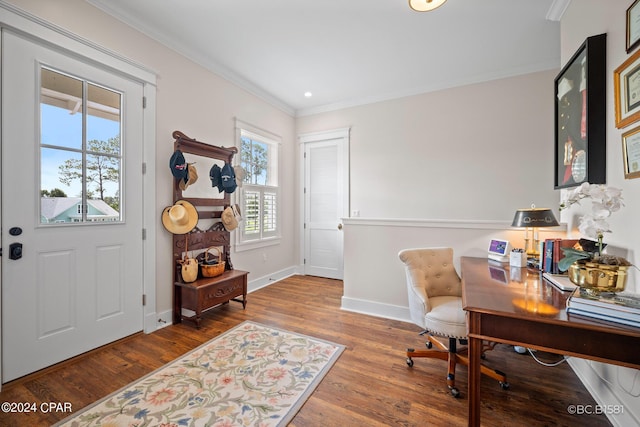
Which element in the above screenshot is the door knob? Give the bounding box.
[337,224,343,230]
[9,242,23,260]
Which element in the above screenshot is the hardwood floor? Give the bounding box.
[0,275,611,426]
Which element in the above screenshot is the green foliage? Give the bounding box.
[241,137,268,185]
[58,137,120,202]
[41,188,68,197]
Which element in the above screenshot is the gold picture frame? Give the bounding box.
[614,48,640,128]
[622,125,640,179]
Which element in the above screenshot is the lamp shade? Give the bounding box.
[409,0,447,12]
[511,208,559,228]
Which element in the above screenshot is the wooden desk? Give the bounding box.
[461,256,640,427]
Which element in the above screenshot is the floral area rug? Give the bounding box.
[55,321,344,427]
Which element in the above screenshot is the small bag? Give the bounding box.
[181,257,199,282]
[200,246,225,278]
[179,236,198,283]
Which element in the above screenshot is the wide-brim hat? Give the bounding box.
[162,200,198,234]
[179,163,199,191]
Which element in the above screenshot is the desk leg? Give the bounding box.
[468,315,481,427]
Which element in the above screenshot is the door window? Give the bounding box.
[40,67,122,224]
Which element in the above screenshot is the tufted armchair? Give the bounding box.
[399,247,508,397]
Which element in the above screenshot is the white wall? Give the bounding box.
[560,2,640,426]
[3,0,299,316]
[297,70,559,220]
[297,69,561,317]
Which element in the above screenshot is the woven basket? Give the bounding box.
[200,246,225,278]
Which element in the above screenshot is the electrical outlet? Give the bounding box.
[352,210,360,217]
[263,253,268,262]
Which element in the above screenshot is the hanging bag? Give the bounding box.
[179,235,198,283]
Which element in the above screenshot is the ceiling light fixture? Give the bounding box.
[304,92,313,98]
[409,0,447,12]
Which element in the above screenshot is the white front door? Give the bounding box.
[301,129,349,280]
[1,30,144,382]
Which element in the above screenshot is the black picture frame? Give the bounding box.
[554,33,607,189]
[627,0,640,53]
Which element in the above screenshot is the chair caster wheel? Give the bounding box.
[500,381,510,390]
[426,341,433,349]
[450,387,460,398]
[406,358,414,367]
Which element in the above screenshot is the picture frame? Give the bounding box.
[554,33,607,189]
[627,0,640,53]
[614,48,640,128]
[621,125,640,179]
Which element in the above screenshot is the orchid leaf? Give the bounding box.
[558,247,591,272]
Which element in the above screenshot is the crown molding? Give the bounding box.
[546,0,571,22]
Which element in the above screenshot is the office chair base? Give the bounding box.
[406,335,509,397]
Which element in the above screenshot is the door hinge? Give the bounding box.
[142,162,147,174]
[142,228,147,240]
[303,258,306,264]
[142,96,147,109]
[303,223,306,229]
[142,294,147,306]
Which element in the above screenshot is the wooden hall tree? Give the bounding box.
[170,131,248,328]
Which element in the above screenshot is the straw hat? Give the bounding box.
[221,205,238,231]
[179,163,198,191]
[161,200,198,234]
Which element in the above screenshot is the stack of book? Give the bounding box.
[566,288,640,328]
[540,238,579,274]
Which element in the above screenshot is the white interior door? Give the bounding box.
[301,129,349,280]
[1,30,144,382]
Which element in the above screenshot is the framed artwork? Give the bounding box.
[614,48,640,128]
[627,0,640,53]
[622,125,640,179]
[554,33,607,189]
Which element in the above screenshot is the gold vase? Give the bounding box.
[568,261,628,293]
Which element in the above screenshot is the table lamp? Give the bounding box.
[511,205,559,257]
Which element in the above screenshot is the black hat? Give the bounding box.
[169,150,188,180]
[209,164,223,193]
[221,163,237,194]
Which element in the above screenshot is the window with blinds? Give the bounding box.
[237,124,280,248]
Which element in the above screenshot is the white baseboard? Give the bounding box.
[247,266,300,293]
[568,358,640,427]
[341,296,411,323]
[154,309,173,330]
[153,266,300,331]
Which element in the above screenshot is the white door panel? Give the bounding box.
[1,31,143,382]
[303,133,349,280]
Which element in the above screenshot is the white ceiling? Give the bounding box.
[87,0,565,117]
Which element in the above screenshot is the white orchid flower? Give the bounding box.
[561,184,622,253]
